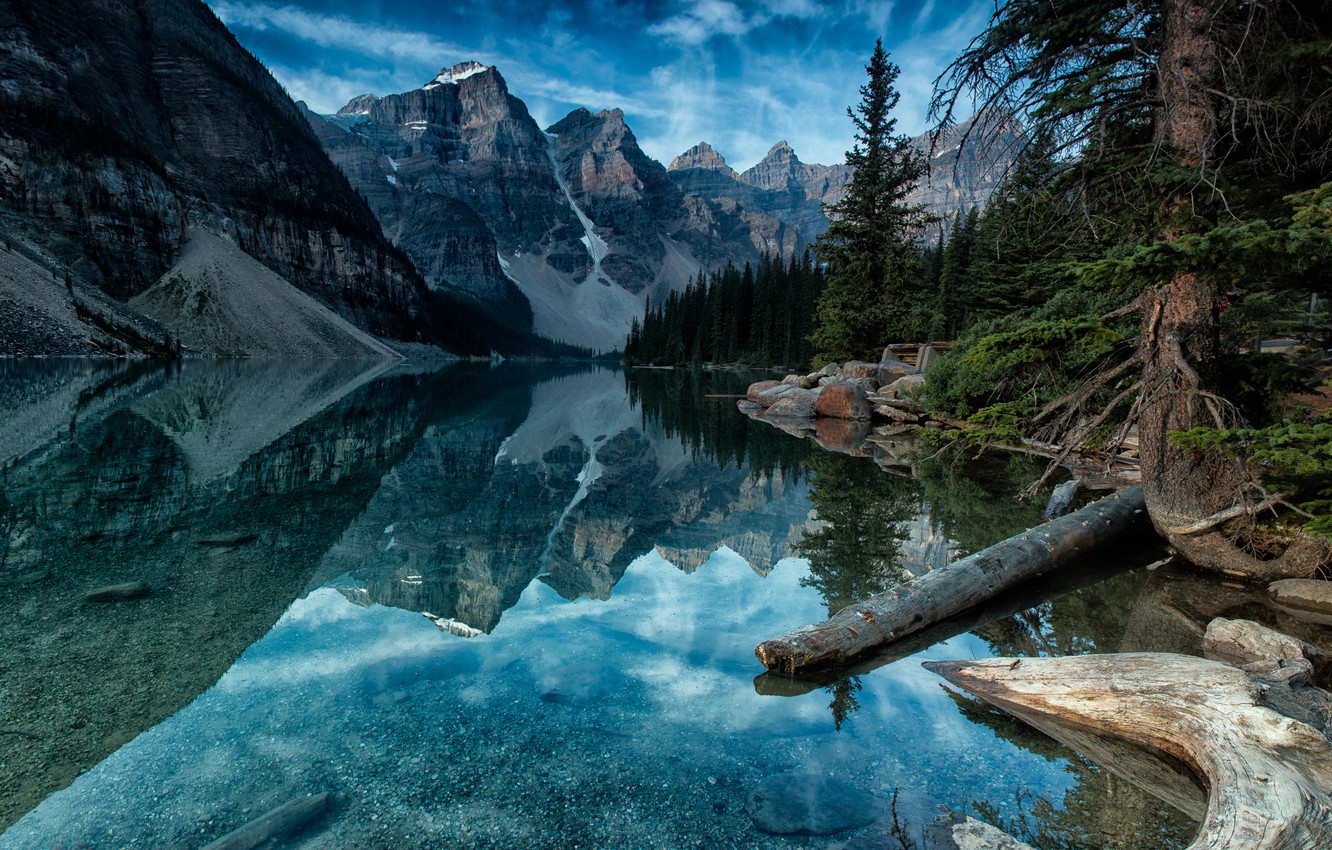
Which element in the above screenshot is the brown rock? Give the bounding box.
[814,381,871,420]
[841,360,877,379]
[874,405,922,423]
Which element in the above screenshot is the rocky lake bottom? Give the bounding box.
[5,359,1313,849]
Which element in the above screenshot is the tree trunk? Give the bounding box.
[755,486,1146,675]
[925,653,1332,850]
[1134,0,1331,579]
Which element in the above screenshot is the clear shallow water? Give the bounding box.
[0,360,1198,849]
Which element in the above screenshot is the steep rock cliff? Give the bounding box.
[311,66,773,352]
[0,0,439,353]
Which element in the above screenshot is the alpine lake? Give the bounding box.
[3,357,1273,850]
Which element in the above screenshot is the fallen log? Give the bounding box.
[755,485,1147,675]
[201,791,331,850]
[754,542,1171,697]
[925,653,1332,850]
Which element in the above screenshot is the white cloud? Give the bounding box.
[648,0,752,46]
[211,1,471,65]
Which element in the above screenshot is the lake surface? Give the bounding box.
[0,360,1203,849]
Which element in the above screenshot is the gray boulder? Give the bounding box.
[763,388,821,419]
[877,357,918,387]
[754,382,804,408]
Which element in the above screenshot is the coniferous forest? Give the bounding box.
[623,253,826,368]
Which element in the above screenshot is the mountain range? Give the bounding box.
[0,0,1017,357]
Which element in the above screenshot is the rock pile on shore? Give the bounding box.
[739,347,956,460]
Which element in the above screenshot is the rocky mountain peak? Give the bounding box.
[337,93,379,115]
[762,140,799,164]
[668,142,736,177]
[741,140,805,192]
[424,60,492,90]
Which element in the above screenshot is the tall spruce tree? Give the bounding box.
[811,41,930,365]
[932,0,1332,578]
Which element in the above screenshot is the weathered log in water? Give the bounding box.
[753,542,1170,697]
[925,653,1332,850]
[201,791,331,850]
[755,485,1147,674]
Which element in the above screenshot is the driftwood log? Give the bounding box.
[753,543,1170,697]
[201,791,331,850]
[925,653,1332,850]
[756,485,1147,674]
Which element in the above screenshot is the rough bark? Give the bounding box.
[1131,0,1332,579]
[754,486,1147,675]
[925,653,1332,850]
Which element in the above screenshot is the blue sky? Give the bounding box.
[209,0,990,170]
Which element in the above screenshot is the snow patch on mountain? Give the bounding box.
[543,132,611,285]
[424,61,489,89]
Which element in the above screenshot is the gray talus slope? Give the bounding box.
[130,231,401,359]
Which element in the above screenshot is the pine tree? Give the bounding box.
[810,40,930,364]
[937,206,978,338]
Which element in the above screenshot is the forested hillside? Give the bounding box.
[624,254,826,368]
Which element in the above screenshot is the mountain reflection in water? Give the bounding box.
[0,362,1200,849]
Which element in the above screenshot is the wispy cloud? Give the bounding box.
[211,1,471,65]
[648,0,822,47]
[210,0,993,169]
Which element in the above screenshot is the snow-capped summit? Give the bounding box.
[424,60,490,90]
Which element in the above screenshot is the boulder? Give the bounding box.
[746,380,782,403]
[745,773,879,836]
[736,399,763,416]
[764,388,820,419]
[815,381,872,420]
[923,809,1036,850]
[883,373,925,401]
[754,383,803,408]
[1201,617,1316,667]
[877,357,918,387]
[842,360,878,379]
[781,374,803,385]
[1269,579,1332,626]
[874,405,922,424]
[819,362,841,377]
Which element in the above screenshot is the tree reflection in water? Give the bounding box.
[794,452,921,728]
[628,369,1199,845]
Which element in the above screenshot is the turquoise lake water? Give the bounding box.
[0,360,1197,849]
